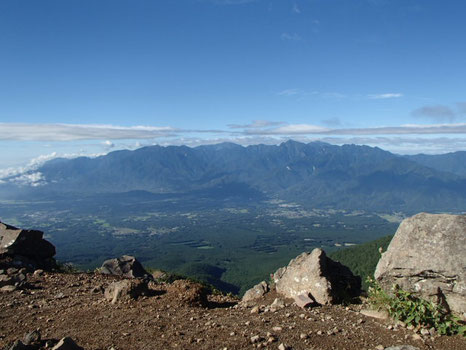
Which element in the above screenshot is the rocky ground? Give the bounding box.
[1,271,465,350]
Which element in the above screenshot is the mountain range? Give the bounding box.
[2,141,465,213]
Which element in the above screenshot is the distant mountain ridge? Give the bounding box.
[406,151,466,177]
[1,141,466,213]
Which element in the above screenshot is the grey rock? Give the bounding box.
[360,309,389,320]
[23,329,41,345]
[274,248,361,305]
[293,294,314,308]
[6,268,18,275]
[0,274,13,287]
[270,298,285,312]
[99,255,150,279]
[51,337,84,350]
[242,281,269,302]
[250,305,260,314]
[0,222,55,260]
[385,346,420,350]
[375,213,466,316]
[33,269,44,276]
[1,285,17,292]
[250,335,260,343]
[104,279,149,304]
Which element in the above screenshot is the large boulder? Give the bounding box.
[274,248,361,305]
[374,213,466,316]
[99,255,151,279]
[0,222,56,270]
[242,281,269,302]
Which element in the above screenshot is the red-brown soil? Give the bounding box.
[1,272,465,350]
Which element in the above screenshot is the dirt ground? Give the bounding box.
[1,272,465,350]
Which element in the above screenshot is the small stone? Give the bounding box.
[294,294,314,308]
[251,306,260,314]
[33,269,44,276]
[411,334,422,341]
[299,333,308,339]
[385,346,420,350]
[251,335,261,344]
[51,337,84,350]
[272,326,282,332]
[6,268,18,275]
[420,328,429,336]
[360,309,389,320]
[54,292,65,299]
[245,321,251,326]
[92,286,103,293]
[270,298,285,312]
[376,345,384,350]
[316,330,323,335]
[0,285,16,292]
[23,329,41,345]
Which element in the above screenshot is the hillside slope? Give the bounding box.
[2,141,466,213]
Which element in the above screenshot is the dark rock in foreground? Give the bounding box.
[375,213,466,318]
[0,222,56,271]
[273,248,361,305]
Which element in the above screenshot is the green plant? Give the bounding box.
[367,278,465,336]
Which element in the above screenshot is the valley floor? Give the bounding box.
[1,272,465,350]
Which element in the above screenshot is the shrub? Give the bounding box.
[367,278,465,336]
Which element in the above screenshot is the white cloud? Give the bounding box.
[368,93,403,99]
[276,89,345,99]
[245,124,329,135]
[0,151,106,184]
[102,140,115,149]
[0,152,58,180]
[277,88,302,96]
[228,120,286,129]
[292,3,301,14]
[9,172,46,187]
[0,123,177,141]
[241,123,466,136]
[280,33,302,41]
[1,122,465,145]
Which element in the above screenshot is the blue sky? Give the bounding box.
[1,0,465,175]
